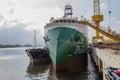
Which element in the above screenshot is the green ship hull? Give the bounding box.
[44,27,88,71]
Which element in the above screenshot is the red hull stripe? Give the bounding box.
[52,58,87,72]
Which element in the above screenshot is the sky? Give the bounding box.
[0,0,120,45]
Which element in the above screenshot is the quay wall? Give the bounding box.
[91,48,120,80]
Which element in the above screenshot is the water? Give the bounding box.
[0,48,102,80]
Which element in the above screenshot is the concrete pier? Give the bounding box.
[91,48,120,80]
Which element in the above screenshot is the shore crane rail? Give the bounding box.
[80,20,120,42]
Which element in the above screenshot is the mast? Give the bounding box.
[64,4,73,17]
[33,30,37,48]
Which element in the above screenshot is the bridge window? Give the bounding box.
[64,20,67,23]
[56,20,59,23]
[72,20,75,23]
[68,20,71,23]
[60,20,63,23]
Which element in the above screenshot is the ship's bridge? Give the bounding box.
[48,4,80,24]
[49,17,81,24]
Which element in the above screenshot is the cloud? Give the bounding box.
[15,0,65,8]
[0,0,65,45]
[0,14,4,22]
[0,19,44,45]
[0,14,34,45]
[0,18,30,28]
[25,24,42,31]
[0,24,33,45]
[9,8,15,14]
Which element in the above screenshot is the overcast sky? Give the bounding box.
[0,0,120,45]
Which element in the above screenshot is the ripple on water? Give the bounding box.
[0,56,19,60]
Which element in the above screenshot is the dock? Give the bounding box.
[90,47,120,80]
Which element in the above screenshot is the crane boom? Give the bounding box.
[80,20,120,42]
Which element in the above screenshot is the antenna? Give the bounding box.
[108,0,111,27]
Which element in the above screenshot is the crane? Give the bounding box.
[80,0,120,42]
[92,0,104,42]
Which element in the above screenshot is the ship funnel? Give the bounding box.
[64,4,73,17]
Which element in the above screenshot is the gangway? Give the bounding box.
[80,20,120,42]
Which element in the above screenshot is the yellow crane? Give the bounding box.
[92,0,104,42]
[80,0,120,42]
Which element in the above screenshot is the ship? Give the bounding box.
[44,4,88,72]
[26,48,50,64]
[26,30,50,64]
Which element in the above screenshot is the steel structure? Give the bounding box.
[92,0,104,42]
[80,0,120,42]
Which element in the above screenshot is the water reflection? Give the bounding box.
[49,61,88,80]
[49,69,89,80]
[26,63,50,80]
[0,48,102,80]
[26,53,102,80]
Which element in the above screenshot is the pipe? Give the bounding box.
[107,67,120,80]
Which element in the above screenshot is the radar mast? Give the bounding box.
[64,4,73,17]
